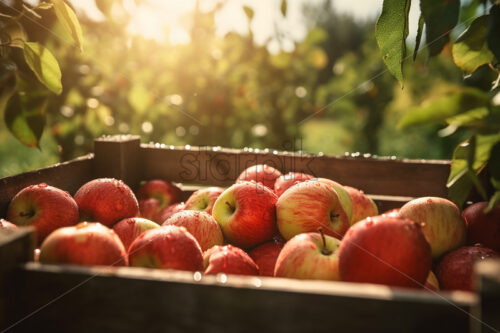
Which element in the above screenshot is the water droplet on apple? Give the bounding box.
[34,248,40,262]
[38,183,48,188]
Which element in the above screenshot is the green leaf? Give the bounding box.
[243,6,254,21]
[487,4,500,62]
[413,14,424,61]
[23,42,62,94]
[0,59,17,112]
[281,0,287,17]
[3,19,27,48]
[486,191,500,212]
[4,92,47,148]
[452,16,495,73]
[445,107,489,127]
[51,0,84,51]
[36,2,54,10]
[375,0,411,87]
[398,88,490,129]
[95,0,113,18]
[420,0,460,57]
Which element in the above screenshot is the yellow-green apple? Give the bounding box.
[274,230,341,280]
[184,187,224,215]
[248,240,284,277]
[436,245,498,291]
[112,217,160,250]
[128,225,203,271]
[316,178,353,224]
[424,271,439,292]
[162,211,223,251]
[203,244,259,276]
[0,219,18,230]
[74,178,139,227]
[7,184,79,242]
[139,198,161,221]
[399,197,466,259]
[338,215,432,288]
[137,179,181,210]
[344,186,378,225]
[274,172,314,197]
[462,201,500,252]
[236,164,282,190]
[39,222,128,266]
[156,202,185,224]
[276,180,351,240]
[212,181,278,248]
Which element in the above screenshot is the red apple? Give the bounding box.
[139,198,161,221]
[112,217,160,250]
[436,245,498,291]
[338,215,431,289]
[7,183,79,242]
[424,271,440,292]
[212,181,277,248]
[137,179,181,210]
[156,202,185,223]
[184,187,224,215]
[203,244,259,276]
[128,225,203,271]
[162,211,224,251]
[236,164,282,190]
[462,201,500,252]
[276,180,351,240]
[399,197,466,259]
[39,222,128,266]
[74,178,139,227]
[0,219,18,230]
[274,231,341,280]
[344,186,378,225]
[274,172,314,197]
[249,240,284,277]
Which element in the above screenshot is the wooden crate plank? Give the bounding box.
[93,135,142,191]
[0,155,94,217]
[475,259,500,333]
[141,145,450,198]
[0,228,35,329]
[4,263,475,333]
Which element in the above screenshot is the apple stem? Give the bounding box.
[317,227,332,255]
[225,201,235,212]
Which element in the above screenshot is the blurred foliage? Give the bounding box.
[0,0,475,185]
[377,0,500,209]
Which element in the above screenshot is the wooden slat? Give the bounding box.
[0,155,94,217]
[0,228,35,329]
[141,145,450,198]
[4,263,475,333]
[93,135,142,192]
[475,259,500,333]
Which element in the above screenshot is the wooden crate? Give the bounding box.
[0,135,497,333]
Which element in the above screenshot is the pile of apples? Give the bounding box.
[1,164,499,292]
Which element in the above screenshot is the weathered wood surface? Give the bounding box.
[0,228,35,329]
[94,135,142,192]
[475,259,500,333]
[0,155,94,217]
[4,263,476,333]
[140,144,451,199]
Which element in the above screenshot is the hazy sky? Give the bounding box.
[75,0,421,48]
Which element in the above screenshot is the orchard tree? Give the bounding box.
[376,0,500,209]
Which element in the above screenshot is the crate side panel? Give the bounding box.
[5,266,472,333]
[0,156,94,217]
[141,147,450,198]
